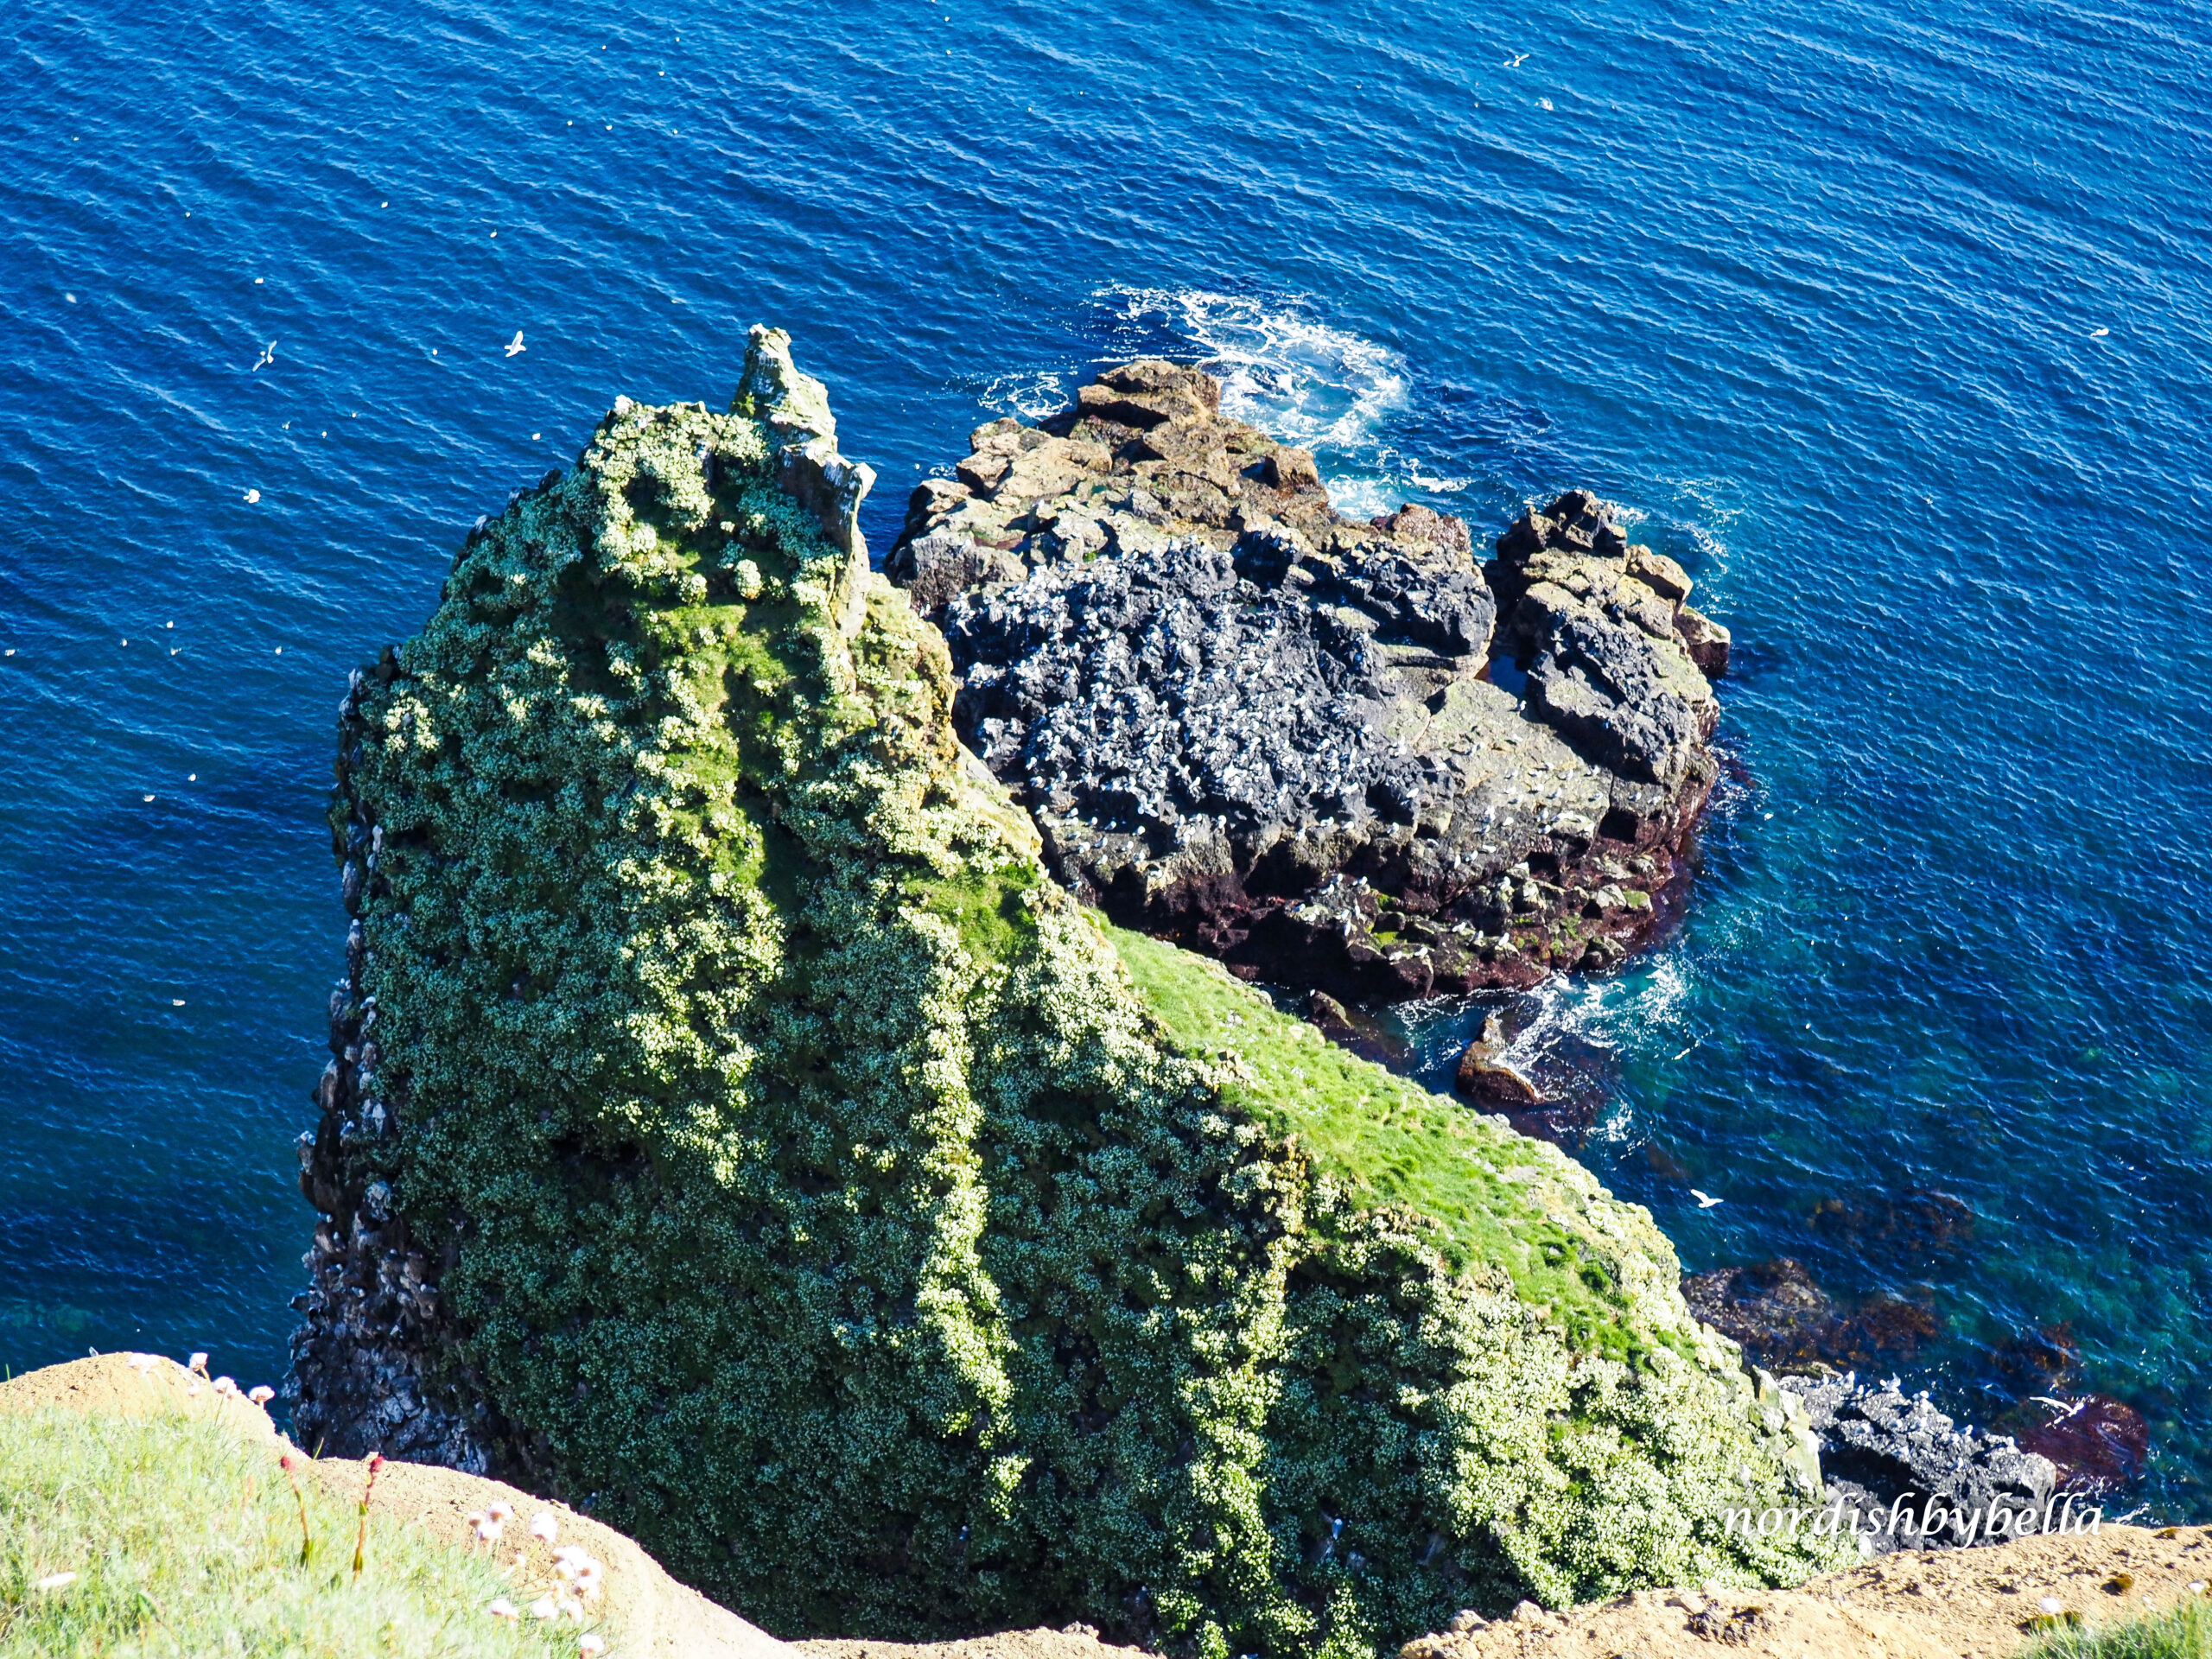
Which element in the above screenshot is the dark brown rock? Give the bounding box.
[1454,1010,1543,1107]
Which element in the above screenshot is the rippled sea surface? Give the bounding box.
[3,0,2208,1508]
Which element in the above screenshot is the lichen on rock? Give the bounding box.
[291,329,1839,1659]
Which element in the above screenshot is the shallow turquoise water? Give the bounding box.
[1,0,2205,1508]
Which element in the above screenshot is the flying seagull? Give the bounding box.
[505,330,526,357]
[2089,327,2109,338]
[251,340,276,372]
[1691,1189,1725,1209]
[1503,51,1529,67]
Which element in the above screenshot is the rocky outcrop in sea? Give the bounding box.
[285,328,1831,1659]
[1681,1265,2150,1539]
[887,360,1733,998]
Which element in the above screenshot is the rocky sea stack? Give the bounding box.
[289,329,1827,1658]
[887,361,1732,998]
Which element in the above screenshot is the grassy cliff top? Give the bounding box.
[0,1402,577,1658]
[3,1353,785,1658]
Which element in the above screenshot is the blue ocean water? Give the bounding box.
[3,0,2208,1517]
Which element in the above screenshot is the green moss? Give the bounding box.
[327,345,1841,1659]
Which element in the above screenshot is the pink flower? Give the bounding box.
[553,1545,606,1597]
[531,1510,560,1544]
[188,1352,209,1375]
[488,1599,519,1619]
[530,1596,558,1620]
[580,1636,607,1656]
[248,1385,276,1405]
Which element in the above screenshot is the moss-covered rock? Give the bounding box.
[289,328,1841,1658]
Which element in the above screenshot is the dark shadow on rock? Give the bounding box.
[1300,988,1410,1071]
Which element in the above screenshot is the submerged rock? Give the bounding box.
[890,361,1729,999]
[1682,1259,1942,1372]
[2004,1395,2150,1497]
[289,330,1831,1657]
[1979,1327,2150,1495]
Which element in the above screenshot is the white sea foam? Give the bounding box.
[1097,286,1407,447]
[1635,957,1690,1027]
[1500,975,1618,1071]
[1092,286,1434,517]
[976,369,1070,422]
[1654,475,1745,576]
[1325,476,1400,518]
[1404,461,1471,494]
[1503,952,1698,1082]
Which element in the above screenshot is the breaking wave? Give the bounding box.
[1089,285,1434,518]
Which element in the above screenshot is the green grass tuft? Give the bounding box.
[2028,1602,2212,1659]
[0,1408,581,1658]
